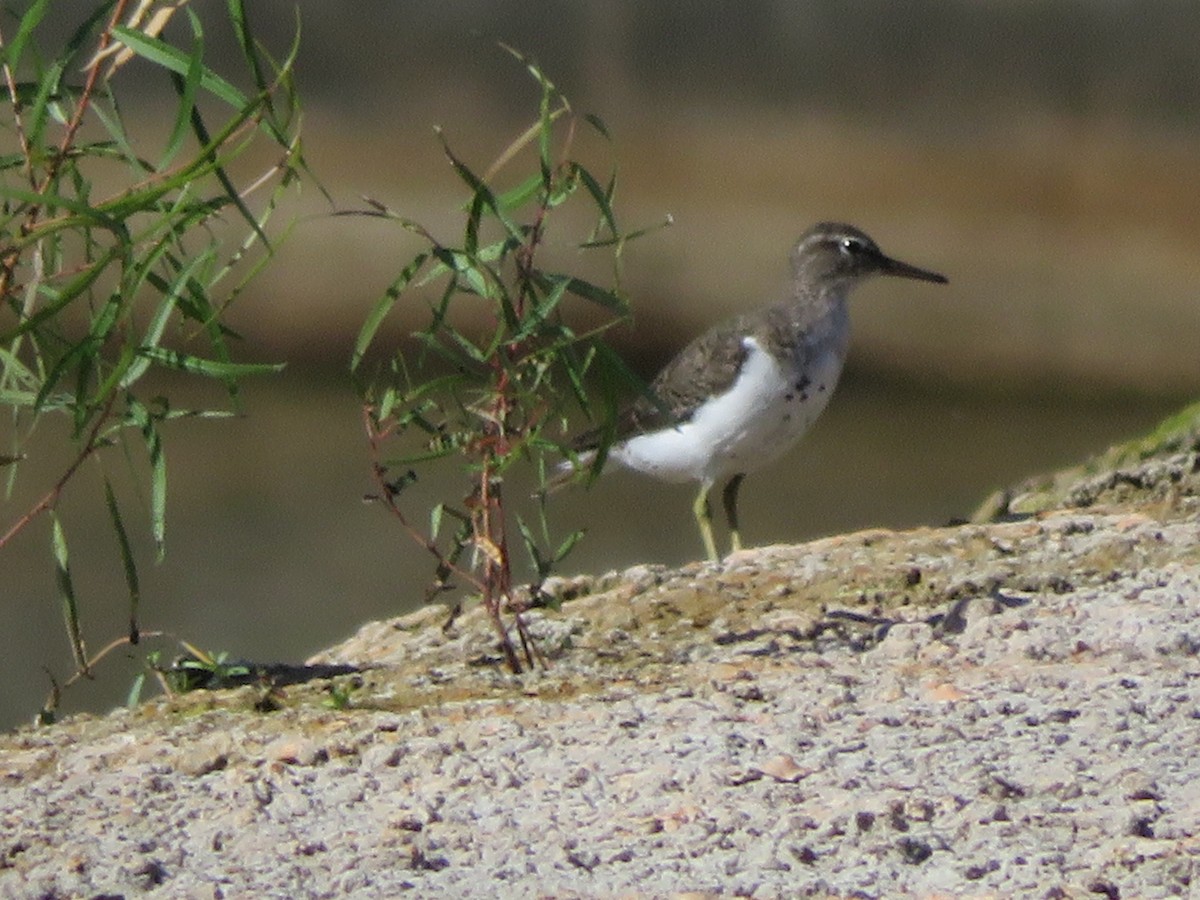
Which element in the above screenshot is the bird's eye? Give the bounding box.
[839,237,862,254]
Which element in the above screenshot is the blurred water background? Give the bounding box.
[3,1,1199,728]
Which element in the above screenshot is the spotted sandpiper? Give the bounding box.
[561,222,947,562]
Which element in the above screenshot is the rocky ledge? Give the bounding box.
[2,404,1199,899]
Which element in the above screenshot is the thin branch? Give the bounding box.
[0,0,132,303]
[47,0,132,192]
[0,23,36,190]
[39,628,167,719]
[0,391,119,551]
[362,404,485,596]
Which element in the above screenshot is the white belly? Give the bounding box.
[612,336,845,484]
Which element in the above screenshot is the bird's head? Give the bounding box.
[790,222,948,290]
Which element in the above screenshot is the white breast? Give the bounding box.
[612,335,846,484]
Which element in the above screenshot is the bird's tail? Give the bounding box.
[537,448,599,498]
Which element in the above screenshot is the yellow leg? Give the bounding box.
[692,480,718,562]
[722,473,745,554]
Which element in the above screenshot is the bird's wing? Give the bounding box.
[572,318,751,451]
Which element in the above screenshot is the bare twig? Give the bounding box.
[39,629,167,720]
[362,404,485,597]
[0,391,119,551]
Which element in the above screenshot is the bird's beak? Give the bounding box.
[878,253,948,285]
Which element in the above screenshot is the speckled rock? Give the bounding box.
[2,406,1199,899]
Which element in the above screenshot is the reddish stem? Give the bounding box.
[0,391,119,552]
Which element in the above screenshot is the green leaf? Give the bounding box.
[377,383,398,420]
[87,102,155,177]
[593,339,656,399]
[399,372,464,405]
[160,11,208,169]
[351,251,429,371]
[92,343,138,411]
[499,44,564,187]
[495,174,542,212]
[0,0,52,70]
[553,529,585,563]
[415,235,519,288]
[128,399,168,557]
[121,249,218,388]
[0,243,121,344]
[464,189,484,256]
[558,275,629,314]
[435,128,523,241]
[126,672,148,708]
[24,52,69,153]
[583,113,611,140]
[136,347,286,379]
[573,163,618,238]
[0,183,125,234]
[104,478,141,642]
[50,514,87,672]
[173,72,272,249]
[536,68,554,185]
[510,276,570,343]
[0,360,39,399]
[544,166,580,209]
[111,25,249,109]
[439,326,487,365]
[516,515,547,577]
[420,279,460,363]
[464,263,497,302]
[226,0,270,98]
[149,430,167,559]
[586,213,675,248]
[32,289,125,415]
[561,342,594,416]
